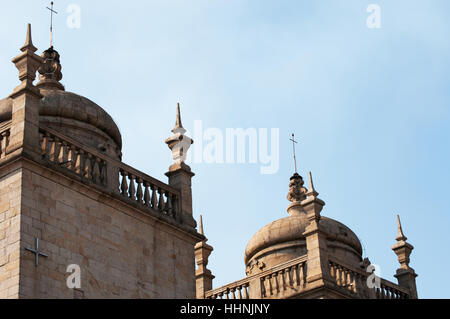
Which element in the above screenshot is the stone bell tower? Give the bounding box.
[0,24,203,299]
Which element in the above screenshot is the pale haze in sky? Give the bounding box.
[0,0,449,298]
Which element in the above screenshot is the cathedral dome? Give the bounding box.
[0,90,122,160]
[244,214,363,275]
[244,173,363,276]
[0,47,122,160]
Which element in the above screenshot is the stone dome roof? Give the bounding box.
[244,214,363,276]
[39,89,122,148]
[243,172,364,276]
[0,89,122,159]
[245,214,362,262]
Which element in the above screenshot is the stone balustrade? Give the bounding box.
[0,123,10,158]
[329,257,410,299]
[40,128,107,186]
[118,165,180,219]
[260,257,307,298]
[376,279,410,299]
[205,278,250,299]
[329,259,367,297]
[205,256,307,299]
[38,126,181,223]
[205,255,410,299]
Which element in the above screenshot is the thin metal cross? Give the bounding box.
[289,133,298,174]
[25,238,48,267]
[46,1,58,47]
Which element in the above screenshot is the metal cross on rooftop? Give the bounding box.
[289,133,298,174]
[46,1,58,48]
[25,238,48,267]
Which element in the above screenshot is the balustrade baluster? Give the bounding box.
[92,157,101,184]
[151,185,158,208]
[299,263,305,286]
[286,266,293,287]
[67,146,76,171]
[49,136,58,162]
[270,274,276,296]
[343,268,349,287]
[267,275,273,296]
[292,264,299,286]
[352,272,357,292]
[136,178,143,204]
[280,269,286,291]
[337,266,343,287]
[84,153,92,179]
[128,174,136,200]
[74,149,81,175]
[330,262,336,282]
[58,141,68,164]
[120,170,128,196]
[230,288,236,299]
[143,182,150,206]
[157,188,164,211]
[40,132,49,159]
[346,271,352,291]
[261,278,267,298]
[243,283,249,299]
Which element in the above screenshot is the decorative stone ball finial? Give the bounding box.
[37,46,64,90]
[287,173,307,203]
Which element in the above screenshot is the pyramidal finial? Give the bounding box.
[396,214,407,242]
[199,215,204,236]
[21,23,37,53]
[173,102,184,131]
[306,171,319,197]
[10,24,43,99]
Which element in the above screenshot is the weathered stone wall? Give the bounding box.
[0,164,22,299]
[13,159,197,299]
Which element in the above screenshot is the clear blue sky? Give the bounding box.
[1,0,449,298]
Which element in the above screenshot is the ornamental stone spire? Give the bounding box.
[165,103,193,167]
[173,102,183,131]
[301,171,332,288]
[194,215,214,298]
[391,215,418,298]
[165,103,196,228]
[10,24,43,99]
[302,171,325,219]
[7,24,43,158]
[392,215,414,270]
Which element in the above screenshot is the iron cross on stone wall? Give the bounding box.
[25,238,48,267]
